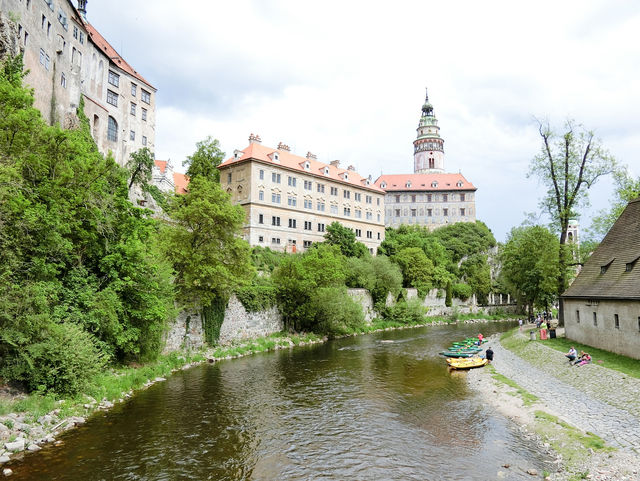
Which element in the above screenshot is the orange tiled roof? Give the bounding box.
[375,173,476,192]
[154,160,168,174]
[219,142,384,193]
[173,172,189,195]
[85,23,154,89]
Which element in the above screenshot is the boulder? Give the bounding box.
[3,440,24,453]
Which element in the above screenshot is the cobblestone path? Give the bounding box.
[487,329,640,453]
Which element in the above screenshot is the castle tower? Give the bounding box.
[413,89,445,173]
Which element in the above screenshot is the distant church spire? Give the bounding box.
[413,88,444,173]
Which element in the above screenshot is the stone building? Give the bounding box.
[0,0,156,166]
[153,159,189,195]
[375,90,477,229]
[561,198,640,359]
[218,135,386,253]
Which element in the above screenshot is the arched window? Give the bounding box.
[92,114,99,139]
[107,116,118,142]
[429,158,434,169]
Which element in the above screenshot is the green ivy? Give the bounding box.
[202,297,227,345]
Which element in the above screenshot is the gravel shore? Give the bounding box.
[468,327,640,481]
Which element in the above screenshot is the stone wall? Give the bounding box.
[163,309,205,353]
[218,294,283,345]
[347,288,376,322]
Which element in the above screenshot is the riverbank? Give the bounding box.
[0,315,515,472]
[468,326,640,481]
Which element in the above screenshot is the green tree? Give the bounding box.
[499,225,560,318]
[345,255,402,306]
[460,253,492,303]
[324,221,369,257]
[392,247,436,296]
[529,119,615,294]
[163,177,254,309]
[182,136,225,182]
[589,167,640,239]
[126,147,155,191]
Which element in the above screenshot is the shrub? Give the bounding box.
[235,276,277,312]
[452,283,473,300]
[381,299,427,324]
[445,281,453,307]
[310,287,365,336]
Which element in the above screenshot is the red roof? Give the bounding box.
[154,160,168,174]
[375,173,476,192]
[173,173,189,195]
[219,142,384,193]
[85,23,154,89]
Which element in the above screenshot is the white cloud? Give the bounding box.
[86,0,640,241]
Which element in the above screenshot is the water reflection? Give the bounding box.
[8,322,553,480]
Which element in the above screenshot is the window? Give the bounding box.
[73,25,78,39]
[395,209,401,216]
[227,173,232,183]
[271,216,281,226]
[343,190,350,199]
[427,209,432,217]
[141,89,151,104]
[427,194,432,202]
[304,221,312,231]
[366,231,372,239]
[130,102,136,115]
[288,219,296,229]
[614,314,619,329]
[355,229,362,237]
[411,195,416,202]
[60,72,66,88]
[395,195,400,203]
[129,130,135,141]
[258,214,264,224]
[638,317,640,332]
[317,223,325,232]
[39,48,46,66]
[271,238,281,245]
[47,21,51,38]
[107,116,118,142]
[304,180,313,190]
[142,136,147,146]
[377,232,381,240]
[317,202,325,212]
[44,53,50,70]
[354,193,361,202]
[442,194,448,202]
[288,176,297,187]
[106,89,118,107]
[259,190,264,201]
[141,108,147,121]
[271,173,281,183]
[330,205,338,214]
[108,70,120,87]
[304,199,313,209]
[131,83,137,96]
[593,312,597,327]
[330,186,338,196]
[258,236,264,242]
[259,169,264,180]
[576,310,580,323]
[411,209,417,217]
[287,196,297,207]
[377,213,381,222]
[377,198,380,206]
[443,208,448,217]
[271,193,281,204]
[460,208,465,216]
[303,240,312,248]
[355,209,362,218]
[79,32,84,44]
[366,212,373,220]
[365,195,372,204]
[23,30,28,46]
[343,207,351,217]
[460,193,465,201]
[317,183,325,193]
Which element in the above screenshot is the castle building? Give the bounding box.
[0,0,155,166]
[218,135,386,253]
[375,90,477,229]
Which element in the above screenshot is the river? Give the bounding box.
[8,321,554,480]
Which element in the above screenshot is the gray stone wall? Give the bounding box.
[347,288,376,322]
[218,294,283,345]
[163,309,205,353]
[564,298,640,360]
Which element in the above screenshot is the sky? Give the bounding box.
[86,0,640,242]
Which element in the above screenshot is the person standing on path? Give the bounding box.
[485,346,494,363]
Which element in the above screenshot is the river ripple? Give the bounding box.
[8,321,554,480]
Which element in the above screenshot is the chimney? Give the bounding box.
[77,0,88,19]
[330,160,340,167]
[277,142,290,151]
[306,152,317,160]
[248,133,262,145]
[347,165,355,171]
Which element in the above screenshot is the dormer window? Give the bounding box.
[600,258,615,274]
[432,181,438,188]
[381,181,387,188]
[324,167,330,176]
[406,181,412,188]
[457,181,463,187]
[365,179,370,185]
[273,152,279,162]
[304,161,310,170]
[233,149,244,160]
[343,172,349,181]
[626,256,640,272]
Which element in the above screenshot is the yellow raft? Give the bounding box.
[446,357,488,370]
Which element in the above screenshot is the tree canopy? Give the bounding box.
[323,221,369,258]
[182,136,225,183]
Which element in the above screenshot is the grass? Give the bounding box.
[487,365,539,406]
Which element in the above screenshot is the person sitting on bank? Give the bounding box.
[485,346,494,364]
[565,346,577,364]
[575,352,591,366]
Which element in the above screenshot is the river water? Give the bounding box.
[8,321,554,480]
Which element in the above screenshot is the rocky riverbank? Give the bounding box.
[0,316,514,475]
[467,328,640,481]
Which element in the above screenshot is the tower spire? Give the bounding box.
[413,88,445,174]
